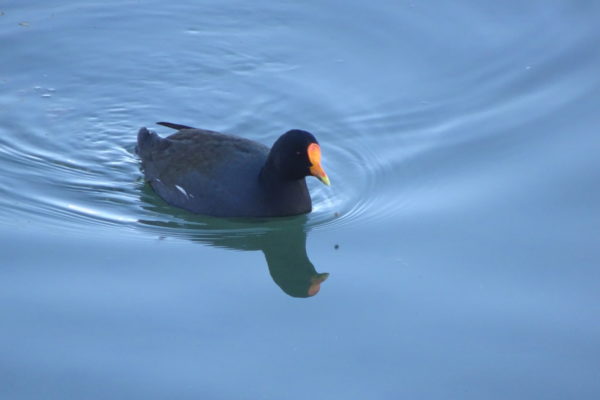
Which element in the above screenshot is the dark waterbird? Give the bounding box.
[136,122,330,217]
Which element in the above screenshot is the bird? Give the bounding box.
[136,122,330,218]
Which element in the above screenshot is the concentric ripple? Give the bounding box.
[0,117,384,240]
[1,0,596,243]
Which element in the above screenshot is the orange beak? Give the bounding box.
[307,273,330,296]
[307,143,331,186]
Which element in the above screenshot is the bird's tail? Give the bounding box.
[156,121,195,130]
[135,127,161,156]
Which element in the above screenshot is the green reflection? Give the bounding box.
[138,184,329,298]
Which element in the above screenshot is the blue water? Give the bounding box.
[1,1,600,399]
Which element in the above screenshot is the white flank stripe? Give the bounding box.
[175,185,189,198]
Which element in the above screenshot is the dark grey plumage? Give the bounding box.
[136,123,318,217]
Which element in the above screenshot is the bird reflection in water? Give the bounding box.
[139,185,329,298]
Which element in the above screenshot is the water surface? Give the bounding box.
[1,1,599,399]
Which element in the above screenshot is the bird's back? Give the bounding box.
[137,127,270,216]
